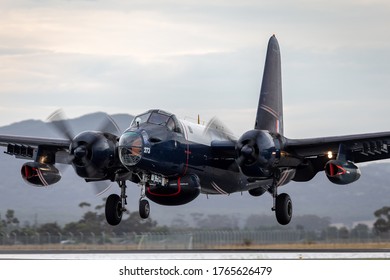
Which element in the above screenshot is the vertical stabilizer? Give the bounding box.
[255,35,283,135]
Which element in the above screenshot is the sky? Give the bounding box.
[1,0,390,138]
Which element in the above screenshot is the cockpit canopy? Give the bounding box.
[130,109,182,133]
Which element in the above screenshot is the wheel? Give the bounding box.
[139,199,150,219]
[275,193,292,225]
[105,194,123,226]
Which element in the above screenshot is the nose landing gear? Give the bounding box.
[139,199,150,219]
[139,182,150,219]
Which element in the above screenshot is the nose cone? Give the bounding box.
[119,131,144,167]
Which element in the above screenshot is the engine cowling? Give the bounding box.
[146,174,201,206]
[70,131,117,180]
[21,162,61,187]
[236,130,279,178]
[325,160,361,185]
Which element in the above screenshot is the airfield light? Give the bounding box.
[39,156,48,164]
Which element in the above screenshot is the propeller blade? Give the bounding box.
[97,113,121,136]
[47,109,74,140]
[204,117,235,141]
[93,181,113,196]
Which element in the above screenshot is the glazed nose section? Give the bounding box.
[119,132,144,167]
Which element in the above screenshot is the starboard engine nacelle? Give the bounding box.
[236,130,280,178]
[21,162,61,187]
[325,159,361,185]
[145,174,201,206]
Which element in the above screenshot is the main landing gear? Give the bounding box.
[270,177,293,225]
[274,193,292,225]
[105,181,151,226]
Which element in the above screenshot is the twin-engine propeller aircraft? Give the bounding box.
[1,35,390,226]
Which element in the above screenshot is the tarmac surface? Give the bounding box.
[0,249,389,259]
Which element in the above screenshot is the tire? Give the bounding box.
[139,199,150,219]
[275,193,292,225]
[105,194,123,226]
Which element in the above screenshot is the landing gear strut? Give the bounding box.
[271,175,293,225]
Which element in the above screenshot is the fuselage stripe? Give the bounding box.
[277,171,288,187]
[211,181,228,195]
[277,169,293,187]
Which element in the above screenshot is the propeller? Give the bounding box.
[47,109,75,141]
[203,117,236,141]
[236,135,259,167]
[47,109,121,195]
[235,129,278,178]
[93,180,113,196]
[47,109,121,141]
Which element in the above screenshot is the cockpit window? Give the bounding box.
[148,112,170,125]
[130,110,183,134]
[167,118,175,131]
[131,112,151,127]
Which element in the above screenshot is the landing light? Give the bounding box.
[327,151,333,159]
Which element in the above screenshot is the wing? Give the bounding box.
[0,134,71,164]
[284,131,390,181]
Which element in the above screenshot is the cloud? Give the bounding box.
[1,0,390,137]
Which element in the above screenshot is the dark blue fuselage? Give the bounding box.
[119,119,269,199]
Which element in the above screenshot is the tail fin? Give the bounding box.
[254,35,283,135]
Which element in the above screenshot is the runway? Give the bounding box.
[1,249,390,260]
[1,250,388,280]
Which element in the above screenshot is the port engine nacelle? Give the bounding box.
[21,162,61,187]
[325,160,361,185]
